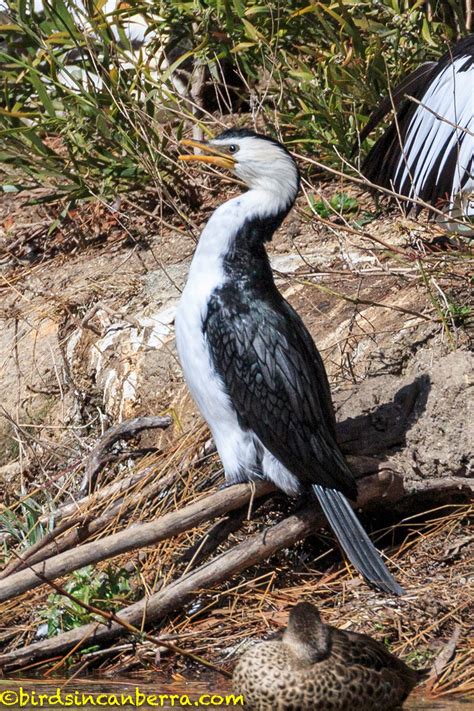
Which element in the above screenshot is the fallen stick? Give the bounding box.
[4,456,469,605]
[1,375,422,578]
[1,382,414,579]
[177,494,273,569]
[1,433,214,578]
[0,469,406,670]
[79,415,172,495]
[0,468,178,579]
[0,460,403,603]
[0,504,334,667]
[0,481,275,604]
[0,469,469,670]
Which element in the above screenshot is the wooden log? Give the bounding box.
[0,481,274,604]
[0,470,403,670]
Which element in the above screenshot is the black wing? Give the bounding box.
[205,285,404,595]
[360,36,474,215]
[204,286,357,500]
[354,61,435,152]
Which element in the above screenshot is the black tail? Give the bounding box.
[313,485,404,595]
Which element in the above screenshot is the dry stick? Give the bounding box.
[0,469,402,670]
[1,435,214,578]
[1,479,472,671]
[1,457,371,582]
[38,431,213,528]
[7,551,232,679]
[1,384,422,578]
[0,468,177,581]
[40,465,157,527]
[0,481,275,604]
[79,415,172,495]
[0,467,408,613]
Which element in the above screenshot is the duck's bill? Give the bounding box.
[178,138,236,170]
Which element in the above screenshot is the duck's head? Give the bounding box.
[282,602,331,663]
[179,128,300,211]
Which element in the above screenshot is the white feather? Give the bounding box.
[395,57,474,213]
[175,136,301,493]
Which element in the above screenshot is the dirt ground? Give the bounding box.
[0,178,472,697]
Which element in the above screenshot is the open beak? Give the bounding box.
[178,138,236,170]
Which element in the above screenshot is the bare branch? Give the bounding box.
[0,469,400,671]
[80,415,172,495]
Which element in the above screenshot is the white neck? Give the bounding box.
[191,185,294,267]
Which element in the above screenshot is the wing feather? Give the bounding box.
[361,36,474,215]
[204,289,357,498]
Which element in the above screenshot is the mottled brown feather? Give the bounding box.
[233,602,422,710]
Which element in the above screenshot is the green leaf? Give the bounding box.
[0,23,22,31]
[26,66,57,118]
[231,41,256,53]
[421,18,435,45]
[45,0,80,38]
[231,0,246,17]
[160,39,207,84]
[241,18,263,42]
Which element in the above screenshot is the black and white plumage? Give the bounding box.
[176,128,403,595]
[360,35,474,230]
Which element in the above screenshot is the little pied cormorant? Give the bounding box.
[176,128,403,595]
[359,35,474,230]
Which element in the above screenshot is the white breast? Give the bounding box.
[174,197,258,482]
[175,188,303,493]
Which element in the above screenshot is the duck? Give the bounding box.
[232,601,423,710]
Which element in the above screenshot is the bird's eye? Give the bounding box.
[228,144,238,154]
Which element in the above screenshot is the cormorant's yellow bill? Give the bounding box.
[178,138,236,170]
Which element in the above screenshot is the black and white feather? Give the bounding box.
[360,35,474,231]
[176,128,403,595]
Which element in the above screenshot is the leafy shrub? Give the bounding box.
[40,564,137,635]
[0,0,468,202]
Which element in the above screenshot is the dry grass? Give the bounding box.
[0,159,472,700]
[0,419,472,697]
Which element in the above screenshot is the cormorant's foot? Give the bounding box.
[218,475,264,491]
[218,481,239,491]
